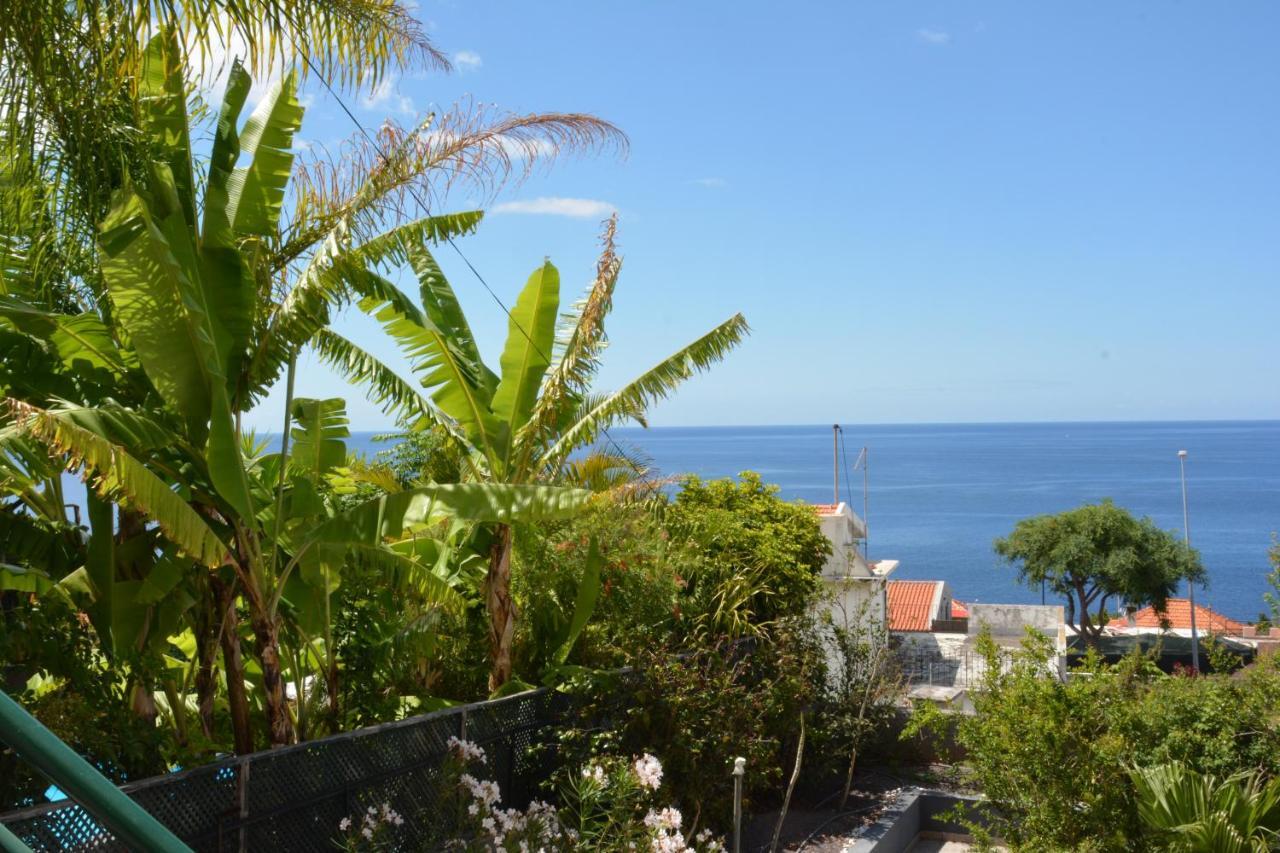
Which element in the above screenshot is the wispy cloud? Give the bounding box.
[190,31,287,108]
[454,50,483,72]
[691,177,727,189]
[916,28,951,45]
[360,76,415,116]
[492,197,616,218]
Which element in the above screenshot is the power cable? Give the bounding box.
[294,52,649,478]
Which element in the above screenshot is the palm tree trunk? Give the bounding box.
[213,576,254,754]
[486,524,516,692]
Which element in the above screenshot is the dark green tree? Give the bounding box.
[995,499,1204,644]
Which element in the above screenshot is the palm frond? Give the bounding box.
[287,106,626,250]
[539,313,750,472]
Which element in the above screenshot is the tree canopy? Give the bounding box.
[995,499,1204,642]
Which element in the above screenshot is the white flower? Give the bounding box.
[361,826,374,840]
[634,754,663,790]
[581,764,607,785]
[338,817,351,831]
[643,807,682,831]
[447,736,488,764]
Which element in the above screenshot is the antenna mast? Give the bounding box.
[832,424,840,504]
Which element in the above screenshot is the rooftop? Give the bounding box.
[1107,599,1244,634]
[888,580,945,632]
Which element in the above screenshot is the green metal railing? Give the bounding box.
[0,690,191,852]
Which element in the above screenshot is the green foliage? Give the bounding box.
[0,594,168,806]
[374,426,465,487]
[664,472,830,635]
[1131,762,1280,853]
[605,621,824,832]
[807,602,901,806]
[917,631,1280,851]
[995,499,1205,641]
[513,500,680,674]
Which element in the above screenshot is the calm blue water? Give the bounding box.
[352,421,1280,620]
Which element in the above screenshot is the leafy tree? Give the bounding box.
[324,217,748,690]
[663,472,830,637]
[995,499,1204,644]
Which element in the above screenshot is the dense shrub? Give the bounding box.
[512,499,681,675]
[663,472,830,635]
[913,631,1280,851]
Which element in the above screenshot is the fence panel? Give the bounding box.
[1,688,566,852]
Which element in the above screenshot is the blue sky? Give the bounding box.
[246,1,1280,431]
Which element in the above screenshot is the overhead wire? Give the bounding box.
[290,49,650,480]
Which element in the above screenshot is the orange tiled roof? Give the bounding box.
[1107,599,1244,634]
[888,580,943,632]
[951,599,969,619]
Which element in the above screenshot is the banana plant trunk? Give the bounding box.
[246,602,294,747]
[486,524,516,692]
[216,582,254,755]
[194,581,220,739]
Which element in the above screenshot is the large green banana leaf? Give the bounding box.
[491,261,559,470]
[289,397,350,481]
[9,400,229,568]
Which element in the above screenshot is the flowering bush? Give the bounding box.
[334,802,405,851]
[439,738,723,852]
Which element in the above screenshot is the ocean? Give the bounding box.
[351,420,1280,621]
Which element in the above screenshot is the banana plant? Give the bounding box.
[318,215,750,690]
[2,31,592,747]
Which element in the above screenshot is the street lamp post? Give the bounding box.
[1178,450,1200,672]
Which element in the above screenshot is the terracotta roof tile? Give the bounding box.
[888,580,942,632]
[1107,599,1244,634]
[950,599,969,619]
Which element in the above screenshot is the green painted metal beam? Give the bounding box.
[0,821,34,853]
[0,690,191,852]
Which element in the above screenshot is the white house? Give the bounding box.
[809,502,896,632]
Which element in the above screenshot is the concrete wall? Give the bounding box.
[824,576,887,631]
[845,789,991,852]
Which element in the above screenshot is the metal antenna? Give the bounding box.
[1178,449,1200,672]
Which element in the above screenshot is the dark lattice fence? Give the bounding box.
[1,688,567,852]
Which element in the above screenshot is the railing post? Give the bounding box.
[0,690,191,852]
[236,756,251,853]
[732,757,745,853]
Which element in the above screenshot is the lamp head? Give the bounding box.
[1178,450,1188,459]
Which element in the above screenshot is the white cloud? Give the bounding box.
[454,50,483,72]
[691,177,727,189]
[360,76,416,116]
[917,28,952,45]
[491,197,616,218]
[189,31,289,109]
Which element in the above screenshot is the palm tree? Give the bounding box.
[1132,763,1280,852]
[321,215,749,690]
